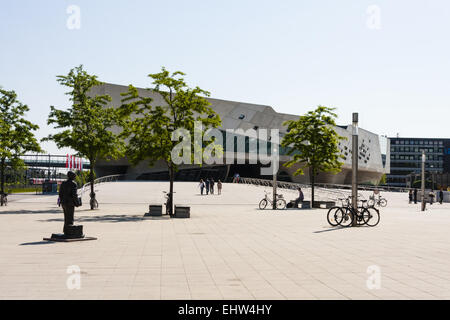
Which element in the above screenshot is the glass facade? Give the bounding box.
[386,137,450,187]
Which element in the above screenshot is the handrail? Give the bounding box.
[237,177,382,202]
[79,174,138,196]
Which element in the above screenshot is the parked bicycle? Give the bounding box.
[368,195,387,208]
[0,192,8,206]
[259,191,286,210]
[90,192,98,209]
[163,191,176,215]
[327,196,380,227]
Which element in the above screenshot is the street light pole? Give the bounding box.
[352,113,359,226]
[421,150,426,211]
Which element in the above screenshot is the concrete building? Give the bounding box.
[92,83,387,185]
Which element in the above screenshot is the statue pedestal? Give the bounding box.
[44,225,97,242]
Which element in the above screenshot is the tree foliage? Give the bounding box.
[0,88,42,204]
[119,67,221,214]
[43,65,124,208]
[281,105,346,204]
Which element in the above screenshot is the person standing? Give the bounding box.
[205,178,210,195]
[210,178,215,194]
[439,188,444,204]
[217,180,222,195]
[413,188,418,204]
[294,187,304,208]
[199,179,205,195]
[408,190,413,204]
[58,171,80,234]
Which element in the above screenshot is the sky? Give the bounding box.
[1,0,450,154]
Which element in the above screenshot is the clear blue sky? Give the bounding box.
[1,0,449,154]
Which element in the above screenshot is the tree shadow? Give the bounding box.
[0,209,62,215]
[39,214,151,223]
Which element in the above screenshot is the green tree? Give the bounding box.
[281,106,346,206]
[44,65,124,209]
[0,88,42,205]
[119,67,221,215]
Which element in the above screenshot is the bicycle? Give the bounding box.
[0,192,8,206]
[327,196,379,227]
[90,192,98,209]
[259,191,286,210]
[163,191,176,215]
[368,195,387,208]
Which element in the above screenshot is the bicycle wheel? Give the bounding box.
[358,208,371,225]
[90,198,98,209]
[339,208,353,227]
[276,199,286,210]
[367,199,375,207]
[259,199,268,210]
[364,207,380,227]
[327,207,343,226]
[379,198,387,207]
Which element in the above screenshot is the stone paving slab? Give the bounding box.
[1,181,450,300]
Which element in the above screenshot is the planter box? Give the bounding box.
[174,206,190,218]
[312,201,336,209]
[145,205,163,217]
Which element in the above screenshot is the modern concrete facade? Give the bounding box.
[93,83,387,185]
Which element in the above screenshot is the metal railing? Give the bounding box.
[237,177,353,202]
[79,174,138,196]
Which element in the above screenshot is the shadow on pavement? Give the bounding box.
[0,209,62,215]
[39,215,148,223]
[19,241,55,246]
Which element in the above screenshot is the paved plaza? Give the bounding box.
[1,181,450,300]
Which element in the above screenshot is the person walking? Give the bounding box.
[429,190,435,205]
[199,179,205,195]
[210,178,215,194]
[408,190,413,204]
[58,171,81,235]
[439,188,444,204]
[413,188,418,204]
[205,178,210,195]
[294,187,304,208]
[217,180,222,195]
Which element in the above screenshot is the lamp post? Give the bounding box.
[352,113,359,226]
[421,150,426,211]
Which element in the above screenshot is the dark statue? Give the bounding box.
[58,171,82,238]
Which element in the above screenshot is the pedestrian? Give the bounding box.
[210,178,215,194]
[217,180,222,195]
[429,190,435,205]
[294,187,304,208]
[59,171,81,235]
[199,179,205,195]
[408,190,413,204]
[205,178,210,195]
[439,188,444,204]
[413,188,418,204]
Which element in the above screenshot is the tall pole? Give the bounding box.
[352,113,359,226]
[421,150,426,211]
[272,171,277,210]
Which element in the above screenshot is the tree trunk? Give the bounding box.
[0,158,5,206]
[89,161,95,210]
[169,164,174,216]
[310,167,315,208]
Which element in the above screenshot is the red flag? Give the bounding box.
[66,154,69,168]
